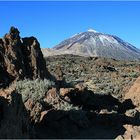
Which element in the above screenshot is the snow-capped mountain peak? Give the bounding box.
[42,30,140,61]
[87,28,98,33]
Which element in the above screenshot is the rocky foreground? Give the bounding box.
[0,27,140,139]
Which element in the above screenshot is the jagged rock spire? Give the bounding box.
[0,27,50,86]
[9,26,20,40]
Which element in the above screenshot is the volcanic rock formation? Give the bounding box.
[0,27,48,86]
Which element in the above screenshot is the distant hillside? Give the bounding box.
[42,29,140,61]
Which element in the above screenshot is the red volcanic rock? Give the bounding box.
[47,88,57,98]
[24,99,34,111]
[117,125,140,140]
[2,27,25,81]
[125,76,140,107]
[0,27,49,86]
[22,37,48,79]
[60,88,74,97]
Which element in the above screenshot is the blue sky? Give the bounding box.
[0,1,140,48]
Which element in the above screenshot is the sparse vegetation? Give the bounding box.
[15,78,78,112]
[15,79,55,102]
[45,54,140,97]
[54,100,79,111]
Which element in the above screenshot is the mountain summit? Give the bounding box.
[49,30,140,60]
[87,28,98,33]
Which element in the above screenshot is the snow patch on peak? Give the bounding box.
[99,35,119,45]
[88,28,98,33]
[70,32,82,38]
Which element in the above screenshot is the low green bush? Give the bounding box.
[15,78,55,102]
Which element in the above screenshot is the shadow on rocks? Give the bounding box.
[35,108,140,139]
[0,92,35,139]
[65,89,135,114]
[34,89,139,139]
[0,87,139,139]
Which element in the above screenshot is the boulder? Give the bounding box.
[60,88,74,97]
[116,125,140,140]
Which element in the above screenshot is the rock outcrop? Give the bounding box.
[21,37,48,79]
[0,27,49,86]
[0,89,34,138]
[125,76,140,107]
[115,76,140,140]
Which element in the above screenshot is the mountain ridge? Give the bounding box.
[42,29,140,61]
